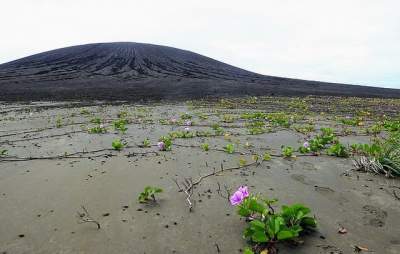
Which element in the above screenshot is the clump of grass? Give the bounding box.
[353,133,400,177]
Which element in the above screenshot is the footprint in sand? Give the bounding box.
[290,174,317,186]
[314,186,335,195]
[317,244,343,254]
[362,205,387,227]
[300,161,317,171]
[314,185,349,205]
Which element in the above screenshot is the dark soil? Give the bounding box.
[1,42,399,101]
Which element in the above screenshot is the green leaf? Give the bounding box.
[277,230,295,240]
[238,206,251,217]
[248,198,266,214]
[243,247,254,254]
[301,217,317,228]
[251,230,268,243]
[249,220,265,230]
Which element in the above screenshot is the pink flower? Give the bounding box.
[303,141,310,148]
[157,141,165,151]
[230,186,249,206]
[238,186,249,198]
[170,118,177,123]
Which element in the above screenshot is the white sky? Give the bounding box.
[1,0,399,88]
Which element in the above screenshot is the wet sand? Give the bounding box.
[0,98,399,254]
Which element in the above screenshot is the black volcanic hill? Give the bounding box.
[0,42,399,101]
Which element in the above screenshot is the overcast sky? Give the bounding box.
[1,0,399,88]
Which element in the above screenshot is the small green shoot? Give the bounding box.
[112,139,124,151]
[138,186,163,203]
[201,143,209,151]
[224,143,235,154]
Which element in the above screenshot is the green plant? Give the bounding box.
[365,123,383,135]
[90,117,102,124]
[340,117,363,126]
[201,143,209,151]
[384,119,400,132]
[113,119,128,133]
[142,138,151,148]
[112,139,124,151]
[353,133,400,177]
[88,124,107,134]
[180,113,192,120]
[241,112,268,120]
[117,110,128,118]
[221,114,236,123]
[263,152,272,161]
[138,186,163,203]
[327,143,348,157]
[80,108,90,115]
[233,189,317,254]
[224,143,235,154]
[377,137,400,176]
[159,136,172,151]
[350,143,382,157]
[239,157,247,167]
[211,123,225,135]
[0,149,8,156]
[243,248,255,254]
[281,146,294,158]
[267,112,291,128]
[168,130,195,139]
[55,116,62,128]
[293,124,315,135]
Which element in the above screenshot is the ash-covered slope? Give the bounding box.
[0,42,399,100]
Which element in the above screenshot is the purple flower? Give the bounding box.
[303,141,310,148]
[157,141,165,151]
[230,186,249,206]
[238,186,249,198]
[185,120,192,126]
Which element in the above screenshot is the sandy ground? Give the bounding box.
[0,99,399,254]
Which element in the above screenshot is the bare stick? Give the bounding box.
[173,178,194,212]
[76,205,100,229]
[173,160,260,211]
